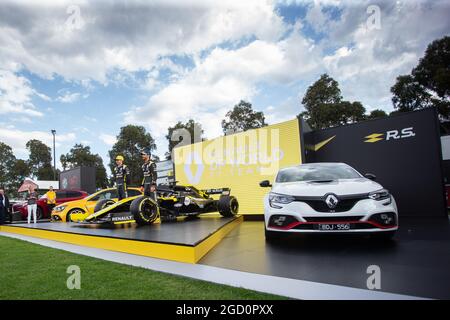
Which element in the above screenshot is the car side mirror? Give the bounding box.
[364,173,376,181]
[259,180,272,188]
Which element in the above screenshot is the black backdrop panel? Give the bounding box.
[304,108,445,217]
[60,166,96,194]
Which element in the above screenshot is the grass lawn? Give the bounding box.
[0,235,284,300]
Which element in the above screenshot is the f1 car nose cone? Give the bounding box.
[325,194,339,209]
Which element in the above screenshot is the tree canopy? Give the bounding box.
[0,141,31,196]
[165,119,204,159]
[367,109,388,120]
[25,139,54,180]
[108,125,156,186]
[391,36,450,120]
[0,142,16,189]
[221,100,267,134]
[299,74,366,129]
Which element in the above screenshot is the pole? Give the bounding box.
[51,130,56,181]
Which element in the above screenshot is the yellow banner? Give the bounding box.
[174,119,302,214]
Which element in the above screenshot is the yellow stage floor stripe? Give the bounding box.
[0,216,242,264]
[195,216,243,262]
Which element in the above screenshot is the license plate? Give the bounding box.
[317,223,351,231]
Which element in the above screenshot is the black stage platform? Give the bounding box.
[199,217,450,299]
[0,215,243,263]
[8,216,236,246]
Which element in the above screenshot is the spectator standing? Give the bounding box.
[0,188,10,225]
[45,186,56,214]
[26,185,38,224]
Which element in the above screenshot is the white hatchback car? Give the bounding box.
[260,162,398,241]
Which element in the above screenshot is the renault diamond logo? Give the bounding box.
[325,194,339,209]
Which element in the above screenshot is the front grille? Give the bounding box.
[294,194,368,213]
[303,216,364,223]
[303,198,359,212]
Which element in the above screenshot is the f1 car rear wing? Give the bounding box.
[201,188,231,196]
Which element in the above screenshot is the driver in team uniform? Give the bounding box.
[114,155,130,200]
[140,149,157,200]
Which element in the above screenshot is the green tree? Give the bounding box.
[391,75,432,112]
[412,36,450,99]
[0,141,16,189]
[391,36,450,119]
[108,125,156,186]
[367,109,388,120]
[337,101,366,124]
[60,144,108,189]
[300,74,366,129]
[165,119,204,159]
[221,100,267,134]
[25,139,54,180]
[302,74,342,108]
[8,159,31,197]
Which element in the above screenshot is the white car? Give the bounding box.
[260,162,398,241]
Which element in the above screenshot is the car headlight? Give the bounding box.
[269,193,295,209]
[53,205,66,212]
[184,197,191,206]
[368,189,391,202]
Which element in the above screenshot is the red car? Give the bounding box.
[12,190,88,220]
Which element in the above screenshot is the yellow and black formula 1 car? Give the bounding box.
[81,184,239,226]
[157,184,239,221]
[81,194,159,226]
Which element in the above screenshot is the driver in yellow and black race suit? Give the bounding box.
[140,149,157,200]
[114,155,131,200]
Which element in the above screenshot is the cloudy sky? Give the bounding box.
[0,0,449,172]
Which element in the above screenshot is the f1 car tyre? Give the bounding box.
[218,195,239,217]
[94,199,116,213]
[130,196,159,226]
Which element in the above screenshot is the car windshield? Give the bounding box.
[275,165,362,183]
[89,190,117,201]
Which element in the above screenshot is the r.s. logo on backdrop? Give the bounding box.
[364,127,416,143]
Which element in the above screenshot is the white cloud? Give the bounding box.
[100,133,116,146]
[0,69,44,117]
[56,91,81,103]
[34,92,51,101]
[10,116,33,124]
[0,0,286,83]
[264,95,303,125]
[1,0,450,160]
[75,127,90,133]
[124,29,320,157]
[319,0,450,110]
[84,116,97,122]
[304,1,331,33]
[0,127,76,159]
